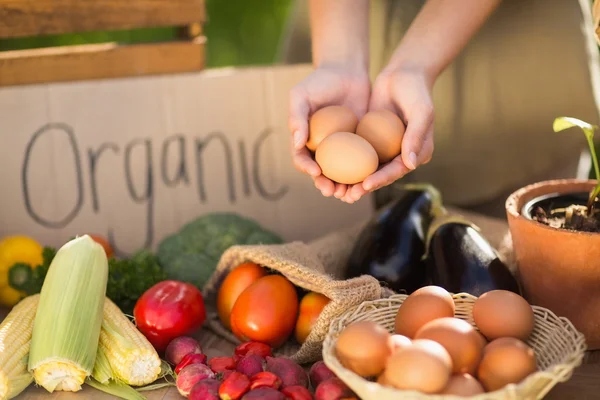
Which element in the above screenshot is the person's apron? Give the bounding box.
[370,0,600,206]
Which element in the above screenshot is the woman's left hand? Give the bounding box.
[342,66,436,203]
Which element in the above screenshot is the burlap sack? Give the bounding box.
[202,221,388,365]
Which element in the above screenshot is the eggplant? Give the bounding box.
[344,184,444,294]
[423,215,521,296]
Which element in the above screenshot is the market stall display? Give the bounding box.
[0,201,594,399]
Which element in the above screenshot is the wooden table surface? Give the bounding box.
[8,209,600,399]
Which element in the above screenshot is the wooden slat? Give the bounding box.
[0,0,206,39]
[0,37,205,86]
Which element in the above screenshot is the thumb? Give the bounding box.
[288,88,311,150]
[401,107,434,170]
[367,84,396,114]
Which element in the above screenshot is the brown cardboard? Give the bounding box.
[0,64,374,255]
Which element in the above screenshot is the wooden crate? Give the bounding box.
[0,0,206,86]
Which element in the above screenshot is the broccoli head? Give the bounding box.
[156,212,283,289]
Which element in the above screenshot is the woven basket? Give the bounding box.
[322,293,586,400]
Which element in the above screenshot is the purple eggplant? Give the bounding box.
[423,215,521,296]
[344,184,444,294]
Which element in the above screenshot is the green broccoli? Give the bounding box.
[156,212,283,289]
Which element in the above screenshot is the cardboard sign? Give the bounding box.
[0,64,374,255]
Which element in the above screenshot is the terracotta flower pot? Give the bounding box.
[506,178,600,349]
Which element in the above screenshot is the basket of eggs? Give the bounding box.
[322,286,586,399]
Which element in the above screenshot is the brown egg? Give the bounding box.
[395,286,455,338]
[473,290,535,341]
[414,317,483,374]
[307,105,358,151]
[377,373,392,387]
[315,132,379,184]
[483,337,524,355]
[335,321,390,377]
[356,110,405,163]
[477,338,537,392]
[388,334,412,355]
[384,339,452,394]
[440,374,485,396]
[476,330,489,350]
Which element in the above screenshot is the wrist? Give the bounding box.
[380,59,437,90]
[382,47,440,85]
[313,44,369,75]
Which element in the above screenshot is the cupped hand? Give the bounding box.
[288,66,370,199]
[342,67,436,204]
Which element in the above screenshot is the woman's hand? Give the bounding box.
[288,66,371,199]
[341,66,436,203]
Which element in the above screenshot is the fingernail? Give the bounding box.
[407,152,418,170]
[363,182,373,191]
[293,131,302,149]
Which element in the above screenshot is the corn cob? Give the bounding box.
[97,298,161,386]
[28,235,108,393]
[0,294,38,399]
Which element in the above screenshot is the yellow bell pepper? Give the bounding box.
[0,235,44,307]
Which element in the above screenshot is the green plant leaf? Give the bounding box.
[553,116,597,137]
[553,116,600,209]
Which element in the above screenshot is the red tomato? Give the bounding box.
[217,262,267,329]
[133,280,206,353]
[295,292,331,344]
[230,275,298,348]
[88,234,114,258]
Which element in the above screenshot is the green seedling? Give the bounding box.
[553,116,600,211]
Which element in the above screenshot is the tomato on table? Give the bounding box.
[217,262,267,329]
[295,292,331,344]
[230,274,299,348]
[134,280,206,353]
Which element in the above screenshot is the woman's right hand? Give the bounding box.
[288,66,371,199]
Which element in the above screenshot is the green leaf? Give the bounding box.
[553,116,597,138]
[553,116,600,209]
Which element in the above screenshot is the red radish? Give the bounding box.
[265,356,309,389]
[176,363,215,397]
[165,336,203,365]
[234,341,272,362]
[241,387,286,399]
[282,385,314,400]
[189,378,220,400]
[249,372,281,390]
[219,371,250,400]
[309,361,335,389]
[175,353,208,374]
[315,377,354,400]
[209,356,236,373]
[236,355,265,377]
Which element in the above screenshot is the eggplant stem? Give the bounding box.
[401,183,446,218]
[422,214,481,261]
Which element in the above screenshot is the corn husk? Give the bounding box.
[28,235,108,393]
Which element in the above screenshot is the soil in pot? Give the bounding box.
[524,192,600,233]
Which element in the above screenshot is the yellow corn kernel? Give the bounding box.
[98,298,161,386]
[28,235,108,393]
[0,294,38,399]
